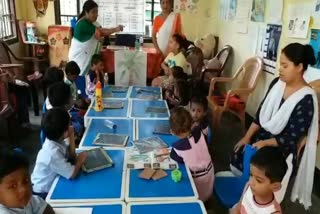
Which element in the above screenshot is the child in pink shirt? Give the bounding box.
[169,107,214,202]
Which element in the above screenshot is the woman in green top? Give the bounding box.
[69,0,123,75]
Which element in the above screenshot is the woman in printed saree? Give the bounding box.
[69,0,123,75]
[231,43,318,210]
[152,0,183,57]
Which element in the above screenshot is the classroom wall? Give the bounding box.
[213,0,320,169]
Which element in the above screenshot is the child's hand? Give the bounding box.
[165,90,172,99]
[77,152,87,164]
[68,126,74,137]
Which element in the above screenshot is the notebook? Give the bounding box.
[103,101,124,109]
[82,148,113,173]
[145,107,168,114]
[93,133,129,147]
[136,93,160,100]
[111,86,128,93]
[132,136,168,154]
[153,124,171,135]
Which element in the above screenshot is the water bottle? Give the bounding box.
[135,38,140,50]
[139,36,144,48]
[104,119,117,130]
[104,73,109,86]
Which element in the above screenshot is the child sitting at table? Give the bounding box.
[86,54,105,99]
[190,95,209,137]
[231,147,287,214]
[65,61,90,110]
[165,66,189,108]
[0,148,54,214]
[32,108,87,199]
[152,34,188,89]
[47,82,84,145]
[43,66,64,109]
[169,107,214,202]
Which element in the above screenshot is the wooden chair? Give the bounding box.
[207,56,263,129]
[201,45,233,85]
[0,39,46,116]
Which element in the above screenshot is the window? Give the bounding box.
[0,0,17,42]
[145,0,161,36]
[54,0,80,26]
[54,0,161,37]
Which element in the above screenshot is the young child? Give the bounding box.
[65,61,90,110]
[32,107,87,199]
[190,96,209,137]
[152,34,188,88]
[86,54,105,99]
[47,82,84,143]
[169,107,214,202]
[232,147,287,214]
[165,66,189,108]
[43,66,64,109]
[0,148,54,214]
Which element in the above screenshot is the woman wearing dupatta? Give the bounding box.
[152,0,183,57]
[69,0,123,75]
[232,43,318,210]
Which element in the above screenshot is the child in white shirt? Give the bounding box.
[231,147,287,214]
[32,107,87,199]
[0,148,54,214]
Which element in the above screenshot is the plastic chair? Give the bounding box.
[207,56,263,129]
[201,45,233,85]
[75,75,87,98]
[214,145,257,208]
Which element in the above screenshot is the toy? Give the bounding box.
[194,33,216,59]
[171,169,182,182]
[94,81,104,111]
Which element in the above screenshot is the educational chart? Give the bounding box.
[235,0,251,33]
[250,0,265,22]
[174,0,199,14]
[267,0,283,24]
[262,24,282,74]
[309,29,320,69]
[80,0,145,34]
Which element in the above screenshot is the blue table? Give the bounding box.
[53,202,125,214]
[103,85,130,99]
[125,164,198,202]
[79,118,135,148]
[136,119,178,147]
[130,100,169,119]
[46,149,125,205]
[127,201,206,214]
[84,99,129,126]
[129,86,162,100]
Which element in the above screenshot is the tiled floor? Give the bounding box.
[0,109,319,214]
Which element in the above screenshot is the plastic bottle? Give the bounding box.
[135,38,140,50]
[104,73,109,86]
[139,36,144,48]
[94,81,104,111]
[104,119,117,130]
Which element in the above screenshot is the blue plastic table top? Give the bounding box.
[136,119,178,147]
[129,86,162,100]
[128,202,205,214]
[86,99,129,118]
[103,85,129,99]
[126,164,196,201]
[80,118,134,148]
[55,204,124,214]
[130,100,169,119]
[48,149,125,202]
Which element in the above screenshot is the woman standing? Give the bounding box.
[69,0,123,75]
[232,43,318,210]
[152,0,183,57]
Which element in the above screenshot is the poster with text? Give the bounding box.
[262,24,282,74]
[251,0,265,22]
[310,29,320,69]
[313,0,320,26]
[228,0,238,21]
